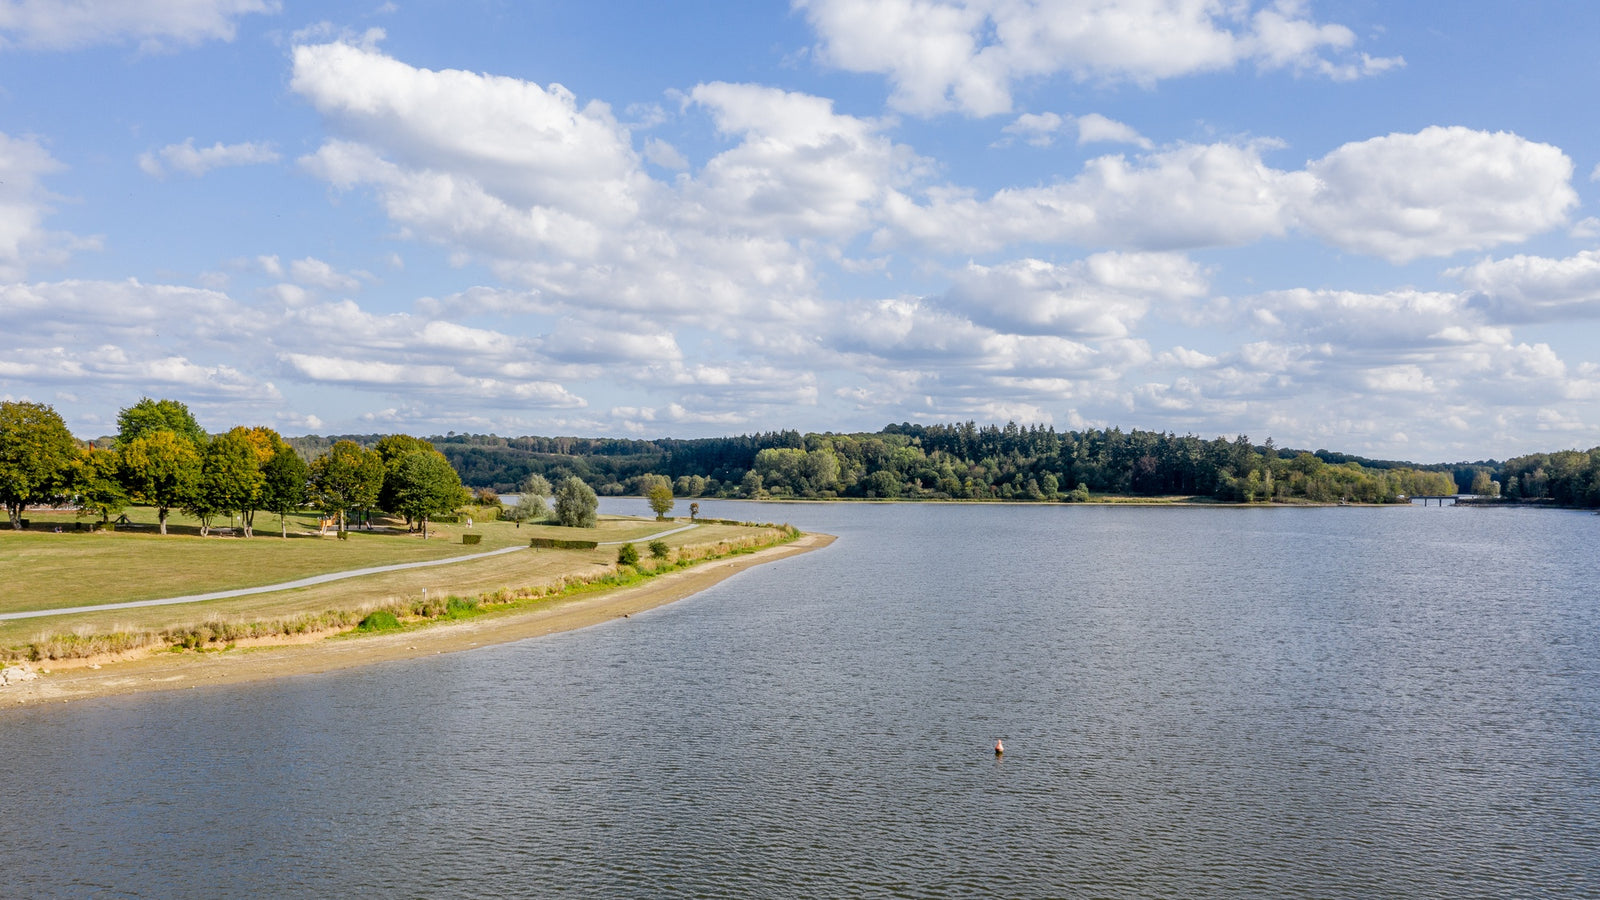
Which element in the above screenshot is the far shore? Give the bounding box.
[0,533,834,710]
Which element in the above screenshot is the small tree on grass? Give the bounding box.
[554,476,598,528]
[617,542,639,566]
[649,539,669,559]
[647,482,675,520]
[261,446,309,538]
[504,474,550,526]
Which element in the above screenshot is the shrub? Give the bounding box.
[529,537,598,549]
[617,542,639,566]
[649,539,669,559]
[355,610,402,633]
[462,533,482,545]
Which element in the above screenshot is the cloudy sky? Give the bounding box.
[2,1,1598,460]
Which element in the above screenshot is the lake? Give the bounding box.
[3,500,1597,898]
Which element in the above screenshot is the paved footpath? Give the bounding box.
[1,524,701,622]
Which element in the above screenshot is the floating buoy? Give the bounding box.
[994,739,1004,755]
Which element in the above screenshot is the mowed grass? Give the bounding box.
[0,506,702,616]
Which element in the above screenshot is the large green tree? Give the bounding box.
[120,429,202,534]
[554,476,598,528]
[0,401,80,529]
[309,440,384,533]
[261,446,309,538]
[191,429,266,536]
[375,433,438,515]
[116,397,207,449]
[388,449,464,539]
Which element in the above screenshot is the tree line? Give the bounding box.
[386,423,1470,505]
[0,398,474,536]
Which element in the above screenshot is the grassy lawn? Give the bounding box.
[0,506,781,651]
[0,506,704,615]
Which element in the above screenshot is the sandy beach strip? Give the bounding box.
[1,532,835,709]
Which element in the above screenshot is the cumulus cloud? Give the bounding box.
[885,127,1574,261]
[882,140,1312,253]
[0,0,278,51]
[1452,249,1600,323]
[939,251,1207,337]
[1299,126,1577,263]
[796,0,1401,116]
[137,139,279,178]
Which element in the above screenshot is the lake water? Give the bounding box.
[3,501,1598,898]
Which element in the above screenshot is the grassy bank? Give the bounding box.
[1,507,796,661]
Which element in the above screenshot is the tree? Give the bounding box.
[649,539,669,559]
[388,450,464,539]
[116,397,207,449]
[375,433,437,515]
[504,474,550,526]
[554,476,598,527]
[0,401,80,530]
[120,430,202,534]
[71,446,127,526]
[309,440,384,533]
[191,430,265,536]
[261,446,309,538]
[647,482,675,520]
[229,426,288,535]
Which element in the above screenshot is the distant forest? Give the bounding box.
[284,422,1600,507]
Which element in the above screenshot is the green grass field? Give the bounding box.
[0,505,781,653]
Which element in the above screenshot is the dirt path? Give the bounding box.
[1,532,833,709]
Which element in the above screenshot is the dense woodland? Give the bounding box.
[293,423,1494,505]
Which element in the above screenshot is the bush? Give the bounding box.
[617,542,639,566]
[649,539,669,559]
[529,537,599,549]
[462,533,482,545]
[355,610,402,633]
[444,597,478,619]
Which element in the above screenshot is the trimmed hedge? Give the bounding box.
[529,537,599,550]
[462,533,483,545]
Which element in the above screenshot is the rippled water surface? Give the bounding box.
[4,501,1599,898]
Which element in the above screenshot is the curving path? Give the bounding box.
[1,524,701,622]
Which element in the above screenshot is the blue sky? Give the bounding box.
[3,1,1599,461]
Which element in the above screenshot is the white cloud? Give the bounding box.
[0,0,278,51]
[138,138,279,178]
[1451,249,1600,323]
[882,140,1311,253]
[0,131,97,278]
[939,251,1206,337]
[1299,126,1576,263]
[684,81,923,239]
[796,0,1400,116]
[643,138,689,170]
[288,256,362,292]
[885,127,1574,261]
[1074,113,1151,149]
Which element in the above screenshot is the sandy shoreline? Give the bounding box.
[1,532,835,710]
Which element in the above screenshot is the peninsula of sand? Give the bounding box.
[1,508,831,710]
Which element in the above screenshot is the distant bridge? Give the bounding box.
[1409,495,1460,506]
